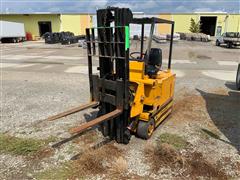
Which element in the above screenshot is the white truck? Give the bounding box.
[0,21,25,43]
[216,32,240,48]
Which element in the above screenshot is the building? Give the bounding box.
[0,13,92,40]
[160,13,240,36]
[0,12,239,39]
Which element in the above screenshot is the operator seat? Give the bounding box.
[146,48,162,77]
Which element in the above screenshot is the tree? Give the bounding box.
[189,18,201,33]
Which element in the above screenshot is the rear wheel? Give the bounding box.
[137,118,155,139]
[216,40,220,46]
[236,64,240,90]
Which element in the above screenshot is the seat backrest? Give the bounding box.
[148,48,162,67]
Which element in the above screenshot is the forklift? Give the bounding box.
[47,7,176,144]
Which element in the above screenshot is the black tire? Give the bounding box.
[216,40,220,46]
[227,42,232,48]
[236,64,240,90]
[123,129,131,144]
[137,118,155,139]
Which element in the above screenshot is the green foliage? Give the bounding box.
[35,163,78,180]
[157,133,188,150]
[0,134,55,156]
[189,18,201,33]
[200,128,221,140]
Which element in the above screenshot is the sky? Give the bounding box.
[1,0,240,14]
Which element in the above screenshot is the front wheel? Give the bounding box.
[137,118,155,139]
[216,40,220,46]
[236,64,240,90]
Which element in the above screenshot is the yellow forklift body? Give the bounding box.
[129,61,176,125]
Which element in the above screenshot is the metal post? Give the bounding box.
[91,28,96,55]
[146,23,155,65]
[86,28,93,100]
[140,24,144,59]
[168,23,174,69]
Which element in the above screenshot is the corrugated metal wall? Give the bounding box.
[60,14,92,35]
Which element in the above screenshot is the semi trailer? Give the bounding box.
[0,21,25,43]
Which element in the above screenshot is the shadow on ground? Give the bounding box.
[225,82,238,91]
[197,89,240,152]
[52,111,98,148]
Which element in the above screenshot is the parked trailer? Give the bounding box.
[0,21,25,43]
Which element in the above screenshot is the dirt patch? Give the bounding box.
[35,143,126,179]
[71,130,99,145]
[184,152,227,179]
[171,94,207,124]
[171,88,239,126]
[145,143,227,179]
[188,51,211,60]
[145,143,183,172]
[28,147,54,161]
[196,54,212,59]
[216,156,240,177]
[144,88,239,178]
[73,143,123,176]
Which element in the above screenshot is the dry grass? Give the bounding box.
[183,152,227,179]
[145,142,227,178]
[143,90,235,178]
[35,143,126,179]
[110,156,128,173]
[171,95,207,124]
[145,143,183,172]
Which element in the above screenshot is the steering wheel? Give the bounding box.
[130,52,145,60]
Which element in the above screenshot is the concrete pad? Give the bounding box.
[202,70,236,81]
[172,59,197,64]
[172,70,185,78]
[46,56,84,60]
[0,63,19,68]
[14,64,35,68]
[1,55,84,60]
[217,61,239,66]
[41,65,53,69]
[2,55,42,60]
[64,65,98,74]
